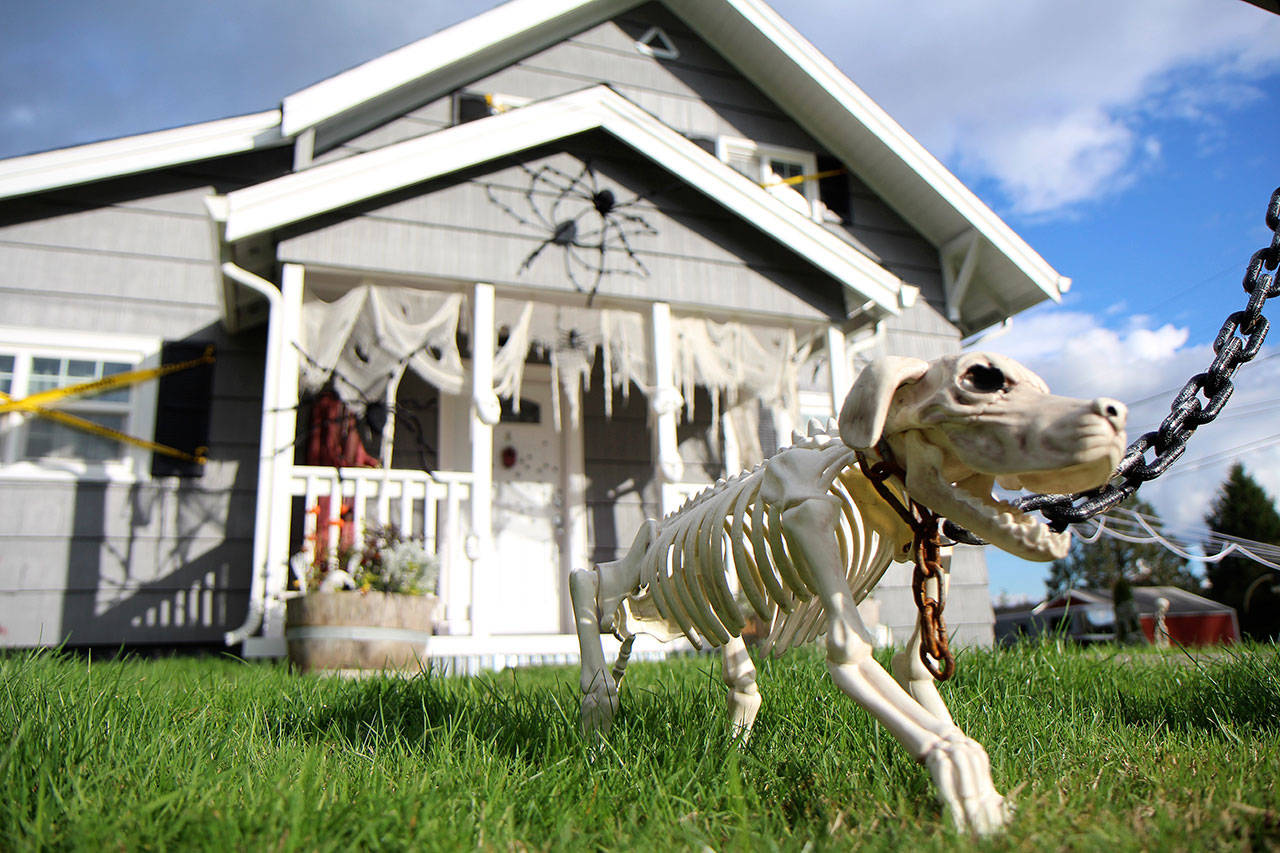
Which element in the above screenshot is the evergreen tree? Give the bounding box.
[1204,463,1280,640]
[1046,496,1198,597]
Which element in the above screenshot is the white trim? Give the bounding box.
[216,86,904,315]
[0,111,284,201]
[649,302,683,508]
[941,230,982,322]
[826,325,851,410]
[254,265,305,647]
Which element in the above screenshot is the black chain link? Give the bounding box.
[1007,187,1280,532]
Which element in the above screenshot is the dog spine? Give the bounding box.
[631,419,890,653]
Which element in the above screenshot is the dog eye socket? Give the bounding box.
[962,364,1006,393]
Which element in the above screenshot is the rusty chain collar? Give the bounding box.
[856,448,956,681]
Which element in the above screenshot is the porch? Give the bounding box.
[224,264,855,670]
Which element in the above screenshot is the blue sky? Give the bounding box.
[4,1,1279,601]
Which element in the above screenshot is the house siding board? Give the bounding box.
[313,3,819,168]
[313,100,453,166]
[0,588,249,648]
[873,545,994,648]
[278,140,846,321]
[0,159,282,648]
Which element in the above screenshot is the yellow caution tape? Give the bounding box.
[0,391,207,464]
[0,346,213,415]
[760,167,847,189]
[0,345,214,464]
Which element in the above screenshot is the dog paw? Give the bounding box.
[580,684,618,735]
[923,731,1010,836]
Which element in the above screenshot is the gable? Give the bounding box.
[212,86,906,317]
[278,134,847,321]
[280,0,1065,335]
[297,3,953,319]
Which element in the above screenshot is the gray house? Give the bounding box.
[0,0,1067,663]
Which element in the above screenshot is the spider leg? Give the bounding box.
[549,161,596,225]
[522,165,571,231]
[604,220,652,277]
[611,209,660,236]
[518,236,557,273]
[485,183,545,231]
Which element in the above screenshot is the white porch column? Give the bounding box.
[257,263,304,650]
[559,379,589,632]
[827,325,852,413]
[649,302,684,516]
[468,282,499,637]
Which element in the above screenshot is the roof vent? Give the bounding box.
[634,26,679,60]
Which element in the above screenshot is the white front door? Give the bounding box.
[491,376,563,634]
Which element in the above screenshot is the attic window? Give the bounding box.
[454,91,531,125]
[634,26,679,60]
[716,136,820,221]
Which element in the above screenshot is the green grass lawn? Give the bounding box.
[2,641,1279,851]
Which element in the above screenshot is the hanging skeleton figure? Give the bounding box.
[570,351,1127,835]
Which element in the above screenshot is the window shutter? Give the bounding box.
[151,341,215,478]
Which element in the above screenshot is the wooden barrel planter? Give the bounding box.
[285,591,438,674]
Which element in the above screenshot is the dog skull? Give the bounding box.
[839,352,1126,561]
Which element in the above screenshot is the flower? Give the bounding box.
[300,523,439,596]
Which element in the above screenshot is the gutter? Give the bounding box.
[218,260,284,647]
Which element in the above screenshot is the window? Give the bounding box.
[716,136,820,220]
[454,91,531,125]
[0,327,159,480]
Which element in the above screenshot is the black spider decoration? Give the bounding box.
[486,160,659,305]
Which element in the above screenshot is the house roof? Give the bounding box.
[1038,587,1235,615]
[0,111,285,200]
[0,0,1067,332]
[279,0,1068,333]
[207,85,908,316]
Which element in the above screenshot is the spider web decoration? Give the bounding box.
[486,160,660,305]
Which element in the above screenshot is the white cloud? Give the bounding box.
[777,0,1280,218]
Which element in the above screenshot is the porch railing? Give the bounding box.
[288,465,474,632]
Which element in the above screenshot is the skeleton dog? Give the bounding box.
[569,352,1126,834]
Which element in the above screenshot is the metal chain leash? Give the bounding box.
[943,186,1280,543]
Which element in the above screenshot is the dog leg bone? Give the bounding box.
[779,497,1010,835]
[721,635,761,742]
[570,568,618,734]
[923,731,1011,835]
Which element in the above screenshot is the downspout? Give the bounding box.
[220,261,283,647]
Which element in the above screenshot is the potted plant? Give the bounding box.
[285,524,441,674]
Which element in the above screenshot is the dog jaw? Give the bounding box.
[907,467,1072,561]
